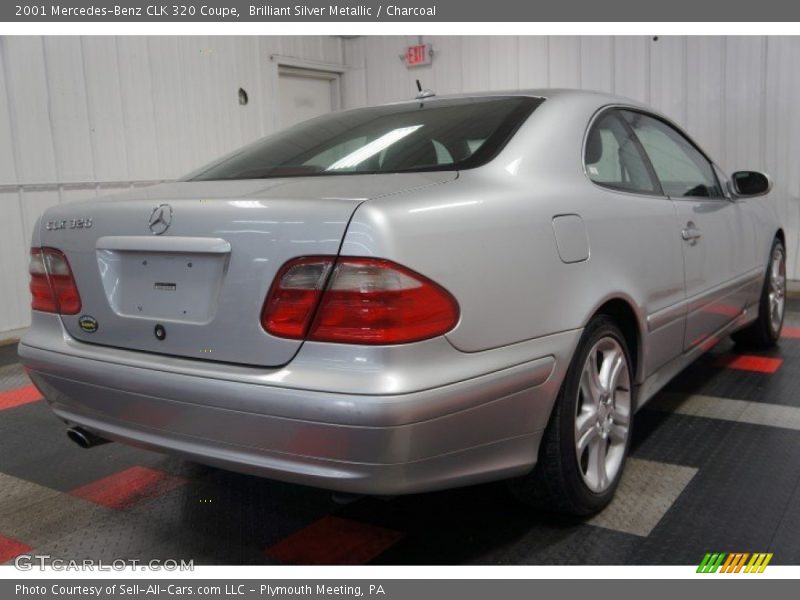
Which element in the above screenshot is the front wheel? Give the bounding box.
[508,315,633,515]
[732,237,786,349]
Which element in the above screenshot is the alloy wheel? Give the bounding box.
[769,244,786,336]
[574,336,631,493]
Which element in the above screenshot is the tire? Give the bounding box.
[731,237,786,349]
[507,315,634,515]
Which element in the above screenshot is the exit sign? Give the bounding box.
[405,44,432,67]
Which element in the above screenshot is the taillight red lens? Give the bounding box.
[310,259,460,344]
[261,256,460,345]
[29,248,82,315]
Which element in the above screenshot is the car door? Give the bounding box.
[623,110,756,351]
[583,110,687,375]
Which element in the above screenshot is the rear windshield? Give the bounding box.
[188,96,541,180]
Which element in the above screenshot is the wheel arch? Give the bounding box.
[588,296,644,386]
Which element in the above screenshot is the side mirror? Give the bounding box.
[729,171,772,198]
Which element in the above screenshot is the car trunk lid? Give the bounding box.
[38,173,454,367]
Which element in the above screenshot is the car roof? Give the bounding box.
[381,88,647,110]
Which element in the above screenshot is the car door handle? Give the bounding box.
[681,223,702,243]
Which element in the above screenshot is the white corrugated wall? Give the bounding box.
[0,35,345,338]
[2,35,799,339]
[342,35,800,282]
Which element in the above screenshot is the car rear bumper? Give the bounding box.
[19,314,580,495]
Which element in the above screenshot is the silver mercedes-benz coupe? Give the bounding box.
[19,89,784,514]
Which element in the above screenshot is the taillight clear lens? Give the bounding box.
[260,257,334,339]
[261,256,459,345]
[29,248,82,315]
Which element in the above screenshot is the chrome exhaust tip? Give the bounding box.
[67,427,110,449]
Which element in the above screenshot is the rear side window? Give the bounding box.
[584,111,660,194]
[622,111,723,199]
[189,97,541,180]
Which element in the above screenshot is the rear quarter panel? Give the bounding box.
[746,194,784,269]
[339,94,686,381]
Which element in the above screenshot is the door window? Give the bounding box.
[622,111,723,199]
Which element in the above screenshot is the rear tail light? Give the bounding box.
[310,259,459,344]
[261,257,459,345]
[29,248,82,315]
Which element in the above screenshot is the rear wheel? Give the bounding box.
[508,316,633,515]
[732,237,786,349]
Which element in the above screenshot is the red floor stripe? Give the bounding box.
[781,326,800,339]
[0,384,42,410]
[716,354,783,374]
[265,516,403,565]
[70,466,187,510]
[0,534,32,563]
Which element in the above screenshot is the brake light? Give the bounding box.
[29,248,82,315]
[261,257,459,345]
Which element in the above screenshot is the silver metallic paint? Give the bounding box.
[19,89,782,494]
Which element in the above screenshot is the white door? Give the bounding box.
[277,67,339,129]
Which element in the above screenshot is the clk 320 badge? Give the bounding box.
[45,218,93,231]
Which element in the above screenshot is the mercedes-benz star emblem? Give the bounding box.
[148,204,173,235]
